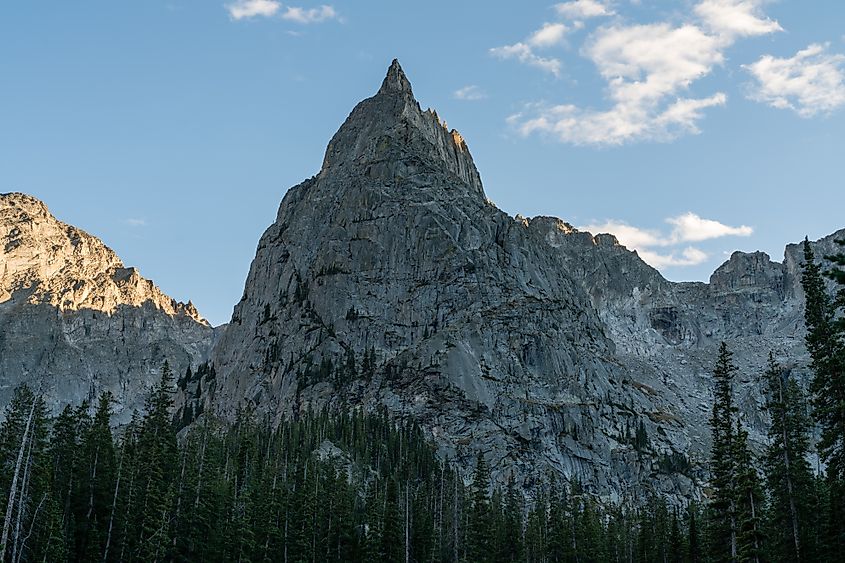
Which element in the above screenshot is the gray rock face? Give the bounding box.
[536,215,844,458]
[6,61,836,502]
[199,60,844,500]
[0,192,213,421]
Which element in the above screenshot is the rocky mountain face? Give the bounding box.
[0,192,213,421]
[182,60,840,501]
[3,61,839,502]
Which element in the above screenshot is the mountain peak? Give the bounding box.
[378,58,413,97]
[320,59,485,196]
[0,192,208,325]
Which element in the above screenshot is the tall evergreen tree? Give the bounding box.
[801,239,845,480]
[732,422,764,563]
[135,362,179,562]
[465,453,492,563]
[801,239,845,556]
[708,341,739,562]
[76,391,117,562]
[762,353,815,562]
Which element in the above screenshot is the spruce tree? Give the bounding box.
[708,341,739,561]
[732,422,764,563]
[801,239,845,556]
[801,239,845,480]
[466,452,492,562]
[136,362,179,562]
[762,353,814,562]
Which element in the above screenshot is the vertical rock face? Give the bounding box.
[0,192,213,420]
[201,61,721,499]
[199,60,844,500]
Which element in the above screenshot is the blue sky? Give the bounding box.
[2,1,844,326]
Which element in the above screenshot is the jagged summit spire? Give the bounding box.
[378,58,413,97]
[319,58,484,196]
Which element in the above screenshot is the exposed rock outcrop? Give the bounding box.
[200,60,834,500]
[0,192,213,420]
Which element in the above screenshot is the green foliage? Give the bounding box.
[762,353,817,561]
[708,341,740,561]
[801,238,845,557]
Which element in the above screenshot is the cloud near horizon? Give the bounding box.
[579,212,753,269]
[499,0,788,145]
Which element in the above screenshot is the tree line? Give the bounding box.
[0,238,842,562]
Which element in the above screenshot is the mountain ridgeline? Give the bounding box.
[1,60,843,506]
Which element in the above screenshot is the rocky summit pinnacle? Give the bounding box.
[320,60,484,195]
[378,58,413,96]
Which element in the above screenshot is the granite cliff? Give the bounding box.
[182,60,840,500]
[0,192,213,421]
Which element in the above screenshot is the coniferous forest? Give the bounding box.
[0,239,843,562]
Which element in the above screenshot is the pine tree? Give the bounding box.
[708,341,739,562]
[466,452,492,562]
[733,422,764,563]
[762,353,814,562]
[136,362,179,562]
[0,385,50,563]
[801,239,845,480]
[76,391,117,562]
[688,500,702,563]
[801,239,845,556]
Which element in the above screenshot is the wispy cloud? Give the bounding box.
[490,42,563,76]
[638,247,710,268]
[226,0,280,20]
[453,85,487,101]
[489,21,573,77]
[528,22,571,48]
[499,0,784,145]
[744,43,845,117]
[579,212,753,269]
[225,1,339,23]
[281,5,338,24]
[555,0,614,20]
[125,218,147,227]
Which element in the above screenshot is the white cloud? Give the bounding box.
[490,43,562,76]
[694,0,782,40]
[528,22,570,48]
[509,23,730,144]
[499,0,782,145]
[744,43,845,117]
[225,1,338,23]
[453,85,487,101]
[555,0,614,19]
[579,213,752,269]
[281,5,338,24]
[638,247,710,268]
[126,218,147,227]
[667,212,752,243]
[490,20,573,77]
[226,0,280,20]
[579,220,663,248]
